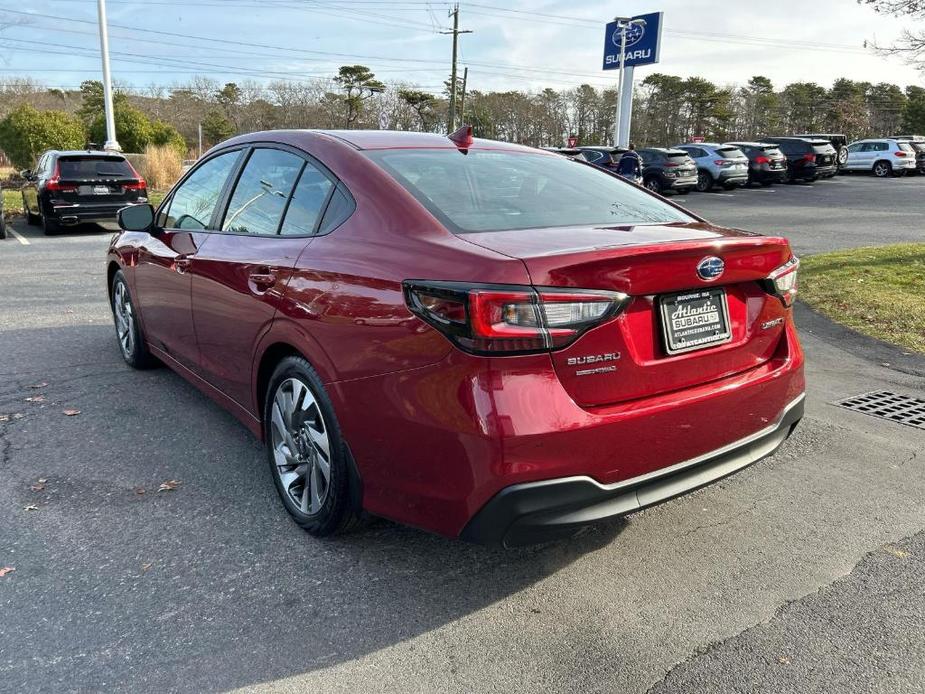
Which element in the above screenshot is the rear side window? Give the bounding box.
[58,156,134,179]
[164,150,240,230]
[366,149,693,233]
[222,148,304,235]
[874,142,889,151]
[280,163,334,236]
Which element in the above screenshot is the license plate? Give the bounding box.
[659,288,732,355]
[80,185,111,195]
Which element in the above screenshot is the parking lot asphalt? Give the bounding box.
[1,175,924,694]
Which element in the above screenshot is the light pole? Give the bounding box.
[612,16,646,147]
[96,0,120,151]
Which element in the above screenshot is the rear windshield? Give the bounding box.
[898,142,915,152]
[909,142,925,153]
[366,149,694,233]
[58,156,134,179]
[716,146,745,158]
[812,144,835,154]
[664,152,690,160]
[764,147,783,156]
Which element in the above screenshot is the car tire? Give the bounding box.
[265,356,359,537]
[643,176,662,194]
[41,213,60,236]
[722,181,739,191]
[23,195,40,225]
[111,270,158,370]
[873,160,891,178]
[894,169,907,178]
[760,180,773,187]
[695,170,713,193]
[0,206,6,240]
[676,188,691,195]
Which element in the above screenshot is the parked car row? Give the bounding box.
[548,134,924,197]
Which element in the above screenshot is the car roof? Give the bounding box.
[792,133,845,138]
[46,150,127,158]
[677,142,723,148]
[639,147,688,155]
[309,129,535,152]
[726,141,779,147]
[577,145,626,152]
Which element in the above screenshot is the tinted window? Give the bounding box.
[280,163,334,236]
[582,150,605,163]
[898,142,915,153]
[874,142,889,151]
[222,148,303,235]
[847,143,863,153]
[58,156,134,179]
[165,150,240,230]
[717,147,745,158]
[317,186,354,235]
[367,149,693,233]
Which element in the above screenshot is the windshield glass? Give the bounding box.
[58,156,134,179]
[366,149,694,233]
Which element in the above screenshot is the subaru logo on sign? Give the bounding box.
[697,257,725,281]
[612,22,645,49]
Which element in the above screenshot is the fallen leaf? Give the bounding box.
[133,486,146,495]
[23,504,39,511]
[25,395,46,403]
[0,415,8,423]
[27,382,48,389]
[30,478,47,492]
[62,408,81,416]
[157,480,181,492]
[777,656,791,665]
[12,413,23,420]
[883,545,909,559]
[0,567,14,577]
[141,562,153,572]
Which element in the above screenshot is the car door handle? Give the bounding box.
[174,255,192,274]
[248,268,277,291]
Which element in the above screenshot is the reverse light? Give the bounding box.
[766,257,799,307]
[403,281,629,355]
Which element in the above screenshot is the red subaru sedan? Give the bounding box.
[108,129,804,547]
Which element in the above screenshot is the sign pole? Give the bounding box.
[618,65,634,147]
[96,0,120,152]
[613,21,627,147]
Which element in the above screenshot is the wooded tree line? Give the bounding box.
[0,69,923,160]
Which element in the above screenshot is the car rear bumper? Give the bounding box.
[716,171,749,184]
[668,175,698,189]
[461,393,804,547]
[48,201,143,224]
[751,168,786,182]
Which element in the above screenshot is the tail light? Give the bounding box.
[802,153,816,164]
[894,151,908,157]
[123,180,147,190]
[754,155,770,165]
[663,161,679,168]
[765,257,799,307]
[45,162,77,193]
[714,159,733,166]
[403,281,630,355]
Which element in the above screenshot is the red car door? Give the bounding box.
[133,150,243,370]
[190,147,336,410]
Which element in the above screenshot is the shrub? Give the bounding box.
[89,103,153,153]
[0,104,85,170]
[149,119,187,158]
[142,144,183,190]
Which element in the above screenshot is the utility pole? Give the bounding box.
[459,66,468,125]
[96,0,120,152]
[442,4,472,132]
[197,122,203,159]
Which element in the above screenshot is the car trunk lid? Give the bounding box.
[462,223,793,407]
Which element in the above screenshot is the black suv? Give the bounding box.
[761,137,837,182]
[576,146,629,173]
[725,141,788,186]
[792,133,848,168]
[635,148,698,194]
[21,150,148,235]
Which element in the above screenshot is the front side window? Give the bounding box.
[366,149,694,233]
[222,148,304,235]
[875,142,889,151]
[847,143,862,153]
[165,151,240,230]
[280,163,334,236]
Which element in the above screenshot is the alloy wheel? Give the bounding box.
[113,281,135,358]
[696,171,711,192]
[270,378,332,515]
[874,162,890,177]
[645,178,661,193]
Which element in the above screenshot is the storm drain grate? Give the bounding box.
[836,390,925,430]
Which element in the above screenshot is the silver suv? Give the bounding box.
[674,143,750,192]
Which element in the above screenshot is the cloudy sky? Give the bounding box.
[0,0,922,93]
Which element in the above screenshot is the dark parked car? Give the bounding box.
[541,146,589,162]
[725,141,788,186]
[792,133,848,168]
[635,147,698,194]
[892,136,925,174]
[576,146,629,172]
[761,137,837,182]
[0,181,5,240]
[108,129,804,546]
[21,150,148,235]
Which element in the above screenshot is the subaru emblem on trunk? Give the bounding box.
[697,256,724,281]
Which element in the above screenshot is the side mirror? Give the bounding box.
[20,169,33,180]
[118,203,155,232]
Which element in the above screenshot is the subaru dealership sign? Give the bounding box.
[603,12,663,69]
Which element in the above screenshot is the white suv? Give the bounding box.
[843,138,917,177]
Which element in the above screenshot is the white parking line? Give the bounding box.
[9,228,30,245]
